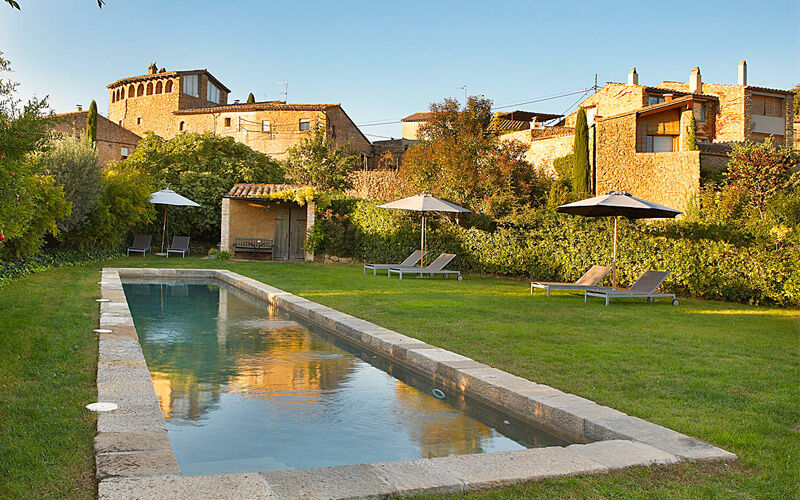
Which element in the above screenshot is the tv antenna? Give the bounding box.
[459,85,467,104]
[277,81,288,103]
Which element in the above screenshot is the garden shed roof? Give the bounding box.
[225,184,304,199]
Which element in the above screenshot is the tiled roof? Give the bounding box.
[401,112,435,122]
[225,184,304,199]
[107,69,231,93]
[746,85,795,95]
[174,103,337,115]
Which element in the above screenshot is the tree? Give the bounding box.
[283,126,359,191]
[31,136,103,235]
[726,138,800,217]
[0,52,70,258]
[123,132,284,240]
[685,114,698,151]
[86,100,98,144]
[572,107,590,194]
[793,84,800,116]
[400,96,548,217]
[246,93,256,104]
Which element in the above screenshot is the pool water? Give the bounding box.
[122,280,568,476]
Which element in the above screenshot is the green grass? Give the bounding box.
[1,256,798,498]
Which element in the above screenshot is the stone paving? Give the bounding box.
[94,268,736,499]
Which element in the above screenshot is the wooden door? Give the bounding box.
[273,207,290,260]
[289,206,307,260]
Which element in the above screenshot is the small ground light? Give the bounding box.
[96,299,110,302]
[86,402,118,412]
[94,329,112,333]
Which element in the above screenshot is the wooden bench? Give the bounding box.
[232,237,274,257]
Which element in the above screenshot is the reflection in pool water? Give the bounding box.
[122,280,568,476]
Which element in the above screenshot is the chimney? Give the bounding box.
[233,99,240,104]
[689,66,702,94]
[148,62,158,75]
[628,68,638,85]
[76,104,82,111]
[738,60,747,86]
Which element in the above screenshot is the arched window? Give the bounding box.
[128,84,135,98]
[146,82,153,95]
[111,90,116,103]
[137,83,144,96]
[179,121,185,132]
[165,80,173,93]
[155,81,163,94]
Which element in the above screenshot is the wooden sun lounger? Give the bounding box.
[388,253,462,280]
[585,270,678,306]
[531,265,613,297]
[363,250,426,275]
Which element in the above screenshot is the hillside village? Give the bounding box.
[53,61,797,214]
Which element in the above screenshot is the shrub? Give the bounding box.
[283,126,359,191]
[726,138,799,216]
[552,153,573,187]
[86,100,98,144]
[0,247,122,287]
[30,135,103,236]
[217,250,232,261]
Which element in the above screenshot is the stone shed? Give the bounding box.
[220,184,315,261]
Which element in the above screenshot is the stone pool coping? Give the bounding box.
[95,268,736,499]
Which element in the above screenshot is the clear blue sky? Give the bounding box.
[1,0,797,140]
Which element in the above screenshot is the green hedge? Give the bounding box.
[308,200,800,306]
[0,247,123,287]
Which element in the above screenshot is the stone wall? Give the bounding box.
[596,113,700,213]
[346,169,405,201]
[51,110,141,163]
[563,83,647,126]
[501,129,574,178]
[220,198,314,260]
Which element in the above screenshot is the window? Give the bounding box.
[183,74,199,97]
[120,147,129,159]
[137,84,144,97]
[165,80,173,93]
[224,117,232,127]
[645,135,674,153]
[179,121,185,131]
[118,120,123,126]
[146,82,153,95]
[206,82,221,104]
[648,95,665,106]
[155,81,163,94]
[696,102,705,122]
[261,120,271,133]
[299,119,311,131]
[128,84,135,97]
[136,117,142,125]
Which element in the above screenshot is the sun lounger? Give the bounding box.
[531,265,613,297]
[166,236,190,258]
[388,253,462,280]
[585,270,678,306]
[127,234,152,257]
[363,250,426,275]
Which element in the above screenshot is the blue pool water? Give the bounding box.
[122,279,568,475]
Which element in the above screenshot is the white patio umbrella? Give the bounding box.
[556,191,681,288]
[149,189,200,254]
[378,194,470,268]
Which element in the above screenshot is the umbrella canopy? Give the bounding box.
[379,194,470,268]
[149,189,200,207]
[148,189,200,254]
[556,191,681,220]
[556,191,681,288]
[378,194,471,214]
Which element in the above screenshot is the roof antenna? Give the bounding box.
[277,81,288,103]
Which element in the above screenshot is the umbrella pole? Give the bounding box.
[420,213,425,268]
[612,216,618,289]
[161,206,167,254]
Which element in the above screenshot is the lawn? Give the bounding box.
[1,257,797,499]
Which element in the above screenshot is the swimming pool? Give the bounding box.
[122,279,569,476]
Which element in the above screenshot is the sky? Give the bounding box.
[1,0,798,140]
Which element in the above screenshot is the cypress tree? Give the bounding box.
[572,107,590,194]
[685,114,698,151]
[86,100,98,145]
[246,93,255,104]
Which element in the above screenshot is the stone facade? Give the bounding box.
[501,129,574,178]
[346,169,406,201]
[51,110,141,163]
[105,65,371,164]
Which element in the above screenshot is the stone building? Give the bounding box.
[51,107,141,163]
[105,63,372,164]
[513,62,795,212]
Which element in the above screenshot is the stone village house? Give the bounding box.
[501,61,795,213]
[51,107,142,164]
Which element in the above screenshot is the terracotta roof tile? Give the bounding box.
[401,112,436,122]
[225,183,304,199]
